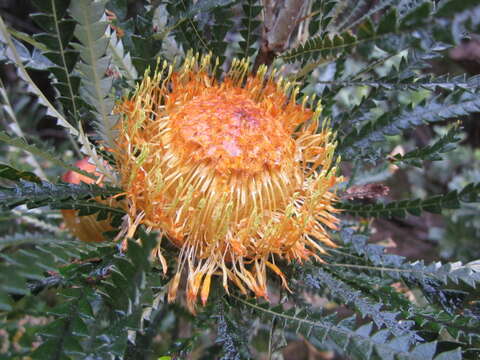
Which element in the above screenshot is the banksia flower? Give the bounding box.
[112,54,341,311]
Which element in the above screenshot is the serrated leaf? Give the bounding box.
[0,131,98,181]
[337,183,479,218]
[31,0,81,122]
[0,163,41,183]
[435,0,480,17]
[69,0,118,149]
[340,91,480,160]
[391,124,463,167]
[434,347,462,360]
[237,0,261,59]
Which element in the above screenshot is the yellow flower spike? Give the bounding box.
[112,53,342,312]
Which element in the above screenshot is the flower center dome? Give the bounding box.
[169,87,296,175]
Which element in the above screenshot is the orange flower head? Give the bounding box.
[113,54,341,312]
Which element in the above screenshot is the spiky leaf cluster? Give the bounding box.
[30,0,81,124]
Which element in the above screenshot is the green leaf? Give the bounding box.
[435,0,480,17]
[208,4,234,62]
[301,268,417,339]
[0,131,97,181]
[164,0,211,53]
[0,16,107,177]
[315,74,480,92]
[233,295,462,360]
[0,234,98,310]
[0,16,76,136]
[336,0,399,33]
[391,125,463,167]
[0,35,53,71]
[0,180,122,211]
[31,0,82,123]
[377,9,398,35]
[337,183,479,218]
[326,264,480,346]
[434,347,462,360]
[340,91,480,160]
[338,226,480,289]
[31,288,95,359]
[281,2,432,64]
[0,163,41,183]
[106,26,138,82]
[400,2,432,29]
[215,302,252,360]
[129,9,163,74]
[105,233,155,305]
[238,0,262,59]
[0,232,62,251]
[69,0,118,149]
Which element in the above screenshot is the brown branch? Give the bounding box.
[253,0,308,73]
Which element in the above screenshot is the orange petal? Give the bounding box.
[168,272,181,303]
[201,273,212,306]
